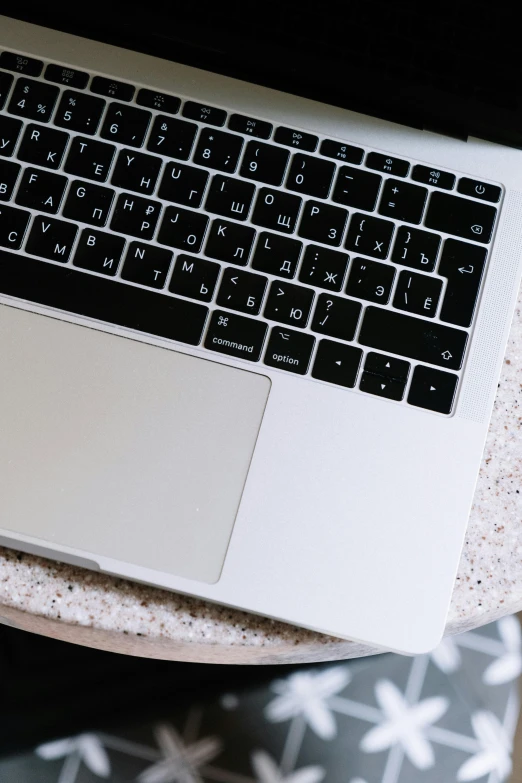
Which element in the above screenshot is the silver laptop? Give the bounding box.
[0,7,521,654]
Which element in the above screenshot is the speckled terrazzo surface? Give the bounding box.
[0,292,520,663]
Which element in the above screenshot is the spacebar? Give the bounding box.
[358,306,468,371]
[0,251,209,345]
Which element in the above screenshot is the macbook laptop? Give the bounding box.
[0,4,521,654]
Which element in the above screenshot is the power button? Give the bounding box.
[457,177,501,203]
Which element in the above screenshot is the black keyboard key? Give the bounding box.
[110,193,162,240]
[0,115,22,157]
[408,365,459,414]
[411,165,455,190]
[157,206,209,252]
[45,64,89,89]
[286,154,335,198]
[121,242,172,289]
[378,179,427,224]
[169,254,220,302]
[25,216,78,263]
[183,101,226,126]
[364,352,410,382]
[359,307,468,370]
[0,52,42,76]
[298,200,348,246]
[216,267,268,315]
[274,126,318,152]
[360,371,406,401]
[101,103,151,147]
[366,152,409,177]
[205,175,255,221]
[54,90,105,135]
[298,245,348,292]
[264,327,315,375]
[205,219,256,266]
[193,128,243,173]
[332,166,382,212]
[0,248,208,346]
[73,229,125,276]
[240,141,289,186]
[252,232,302,278]
[320,139,364,164]
[63,180,115,226]
[263,280,314,327]
[228,114,272,139]
[91,76,134,102]
[111,149,162,195]
[204,310,266,361]
[16,168,67,214]
[251,188,301,233]
[0,71,13,110]
[147,116,198,162]
[17,124,69,169]
[0,159,20,200]
[0,204,30,248]
[311,293,361,341]
[158,162,208,208]
[8,78,58,122]
[393,270,442,318]
[137,88,180,115]
[391,226,441,272]
[457,177,501,204]
[425,191,497,244]
[346,257,395,303]
[438,238,487,328]
[64,136,115,182]
[311,339,362,388]
[345,213,394,259]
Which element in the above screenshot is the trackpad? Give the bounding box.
[0,306,270,583]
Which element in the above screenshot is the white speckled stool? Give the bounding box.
[0,290,521,664]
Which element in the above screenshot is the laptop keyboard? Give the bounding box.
[0,51,503,415]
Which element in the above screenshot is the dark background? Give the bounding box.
[3,1,522,147]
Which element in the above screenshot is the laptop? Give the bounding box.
[0,4,520,655]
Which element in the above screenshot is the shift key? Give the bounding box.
[205,310,267,361]
[359,306,468,370]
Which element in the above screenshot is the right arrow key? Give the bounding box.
[407,365,459,414]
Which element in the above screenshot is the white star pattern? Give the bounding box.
[483,616,522,685]
[265,666,351,739]
[137,723,222,783]
[36,734,111,780]
[457,711,512,781]
[251,750,324,783]
[360,680,449,769]
[25,619,521,783]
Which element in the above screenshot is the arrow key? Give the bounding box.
[311,339,363,388]
[360,371,406,401]
[364,352,410,382]
[407,365,459,414]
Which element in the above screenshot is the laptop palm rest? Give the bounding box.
[0,305,270,584]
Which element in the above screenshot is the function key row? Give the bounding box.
[1,52,502,204]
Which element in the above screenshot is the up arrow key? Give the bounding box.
[430,385,436,391]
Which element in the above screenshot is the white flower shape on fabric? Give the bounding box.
[36,733,110,778]
[360,679,449,769]
[265,666,351,740]
[137,723,222,783]
[431,637,462,674]
[457,711,512,781]
[252,750,325,783]
[483,616,522,685]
